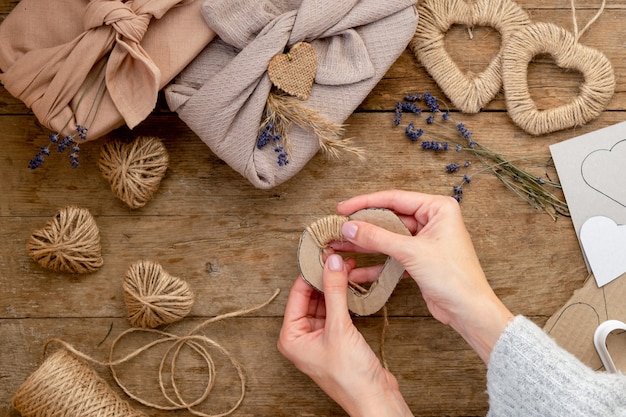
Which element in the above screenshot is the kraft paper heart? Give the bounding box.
[502,22,615,135]
[268,42,317,100]
[27,206,104,274]
[298,209,411,316]
[123,260,195,328]
[580,216,626,287]
[581,139,626,207]
[411,0,530,113]
[98,136,169,209]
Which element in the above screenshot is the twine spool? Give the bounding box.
[502,21,615,135]
[27,206,104,274]
[12,349,146,417]
[411,0,531,113]
[98,136,169,209]
[124,260,195,328]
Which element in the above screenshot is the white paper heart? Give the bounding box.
[580,216,626,287]
[581,139,626,208]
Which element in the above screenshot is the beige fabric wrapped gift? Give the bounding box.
[0,0,215,141]
[166,0,418,189]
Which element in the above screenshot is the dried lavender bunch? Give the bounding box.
[394,92,569,220]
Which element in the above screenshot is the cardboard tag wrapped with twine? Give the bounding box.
[0,0,215,142]
[165,0,418,189]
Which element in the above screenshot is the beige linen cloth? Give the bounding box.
[166,0,418,189]
[0,0,215,141]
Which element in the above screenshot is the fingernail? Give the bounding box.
[342,221,358,239]
[327,254,344,271]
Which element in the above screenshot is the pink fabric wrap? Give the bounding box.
[0,0,215,140]
[166,0,418,189]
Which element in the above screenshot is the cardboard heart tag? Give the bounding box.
[268,42,317,100]
[98,136,169,209]
[411,0,530,113]
[502,22,615,135]
[27,206,104,274]
[580,216,626,287]
[298,209,411,316]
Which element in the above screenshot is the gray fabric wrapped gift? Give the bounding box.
[165,0,418,189]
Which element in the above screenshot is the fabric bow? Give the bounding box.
[166,0,417,189]
[0,0,191,135]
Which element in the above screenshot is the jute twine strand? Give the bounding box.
[98,136,169,209]
[305,215,350,248]
[27,206,104,274]
[502,0,614,135]
[13,289,280,417]
[410,0,531,113]
[124,260,195,329]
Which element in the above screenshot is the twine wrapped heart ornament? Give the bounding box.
[411,0,530,113]
[98,136,169,209]
[27,206,104,274]
[502,22,615,136]
[268,42,317,100]
[298,209,411,316]
[123,260,195,328]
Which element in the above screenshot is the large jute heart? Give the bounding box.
[123,260,195,328]
[502,22,615,135]
[298,209,411,316]
[27,206,103,274]
[268,41,317,100]
[410,0,530,113]
[98,136,169,209]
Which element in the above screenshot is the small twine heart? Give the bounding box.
[98,136,169,209]
[411,0,530,113]
[27,206,104,274]
[298,209,411,316]
[502,22,615,135]
[268,42,317,100]
[123,260,195,328]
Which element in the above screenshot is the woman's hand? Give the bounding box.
[278,254,413,417]
[334,190,514,363]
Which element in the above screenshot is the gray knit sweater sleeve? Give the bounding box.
[486,316,626,417]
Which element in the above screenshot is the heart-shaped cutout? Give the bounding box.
[98,136,169,209]
[123,260,195,328]
[581,139,626,207]
[298,209,411,316]
[268,42,317,100]
[580,216,626,287]
[502,22,615,135]
[27,206,104,274]
[411,0,530,113]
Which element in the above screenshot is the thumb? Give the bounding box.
[322,254,351,327]
[341,220,412,261]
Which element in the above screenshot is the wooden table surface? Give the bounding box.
[1,1,624,416]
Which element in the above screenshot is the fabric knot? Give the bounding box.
[84,1,150,44]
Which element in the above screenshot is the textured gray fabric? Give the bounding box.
[487,316,626,417]
[165,0,418,188]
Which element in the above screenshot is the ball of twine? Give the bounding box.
[98,136,169,209]
[12,349,146,417]
[502,22,615,135]
[124,260,195,328]
[410,0,531,113]
[27,206,104,274]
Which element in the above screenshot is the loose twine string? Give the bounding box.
[13,289,281,417]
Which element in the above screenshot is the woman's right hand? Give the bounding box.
[333,190,514,363]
